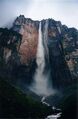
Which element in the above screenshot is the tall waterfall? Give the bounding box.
[30,21,53,96]
[43,20,49,63]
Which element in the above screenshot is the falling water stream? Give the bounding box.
[30,21,53,96]
[29,21,61,119]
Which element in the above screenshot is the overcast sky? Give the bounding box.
[0,0,78,29]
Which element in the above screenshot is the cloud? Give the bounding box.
[25,0,78,28]
[0,0,78,29]
[0,0,32,27]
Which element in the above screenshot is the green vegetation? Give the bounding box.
[0,77,52,118]
[58,84,78,119]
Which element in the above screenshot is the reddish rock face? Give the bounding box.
[19,23,38,65]
[13,15,39,65]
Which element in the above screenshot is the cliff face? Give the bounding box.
[61,26,78,80]
[0,15,78,89]
[0,28,36,84]
[46,19,72,88]
[13,15,39,65]
[0,28,21,77]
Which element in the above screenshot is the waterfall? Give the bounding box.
[30,21,53,96]
[43,20,49,62]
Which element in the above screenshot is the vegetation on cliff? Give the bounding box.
[0,77,53,118]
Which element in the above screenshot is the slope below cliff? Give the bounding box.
[0,77,53,118]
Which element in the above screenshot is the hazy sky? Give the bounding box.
[0,0,78,28]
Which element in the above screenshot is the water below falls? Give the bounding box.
[41,96,62,119]
[30,21,53,96]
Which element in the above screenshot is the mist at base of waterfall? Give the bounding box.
[29,70,55,96]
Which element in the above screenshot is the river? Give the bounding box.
[41,96,62,119]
